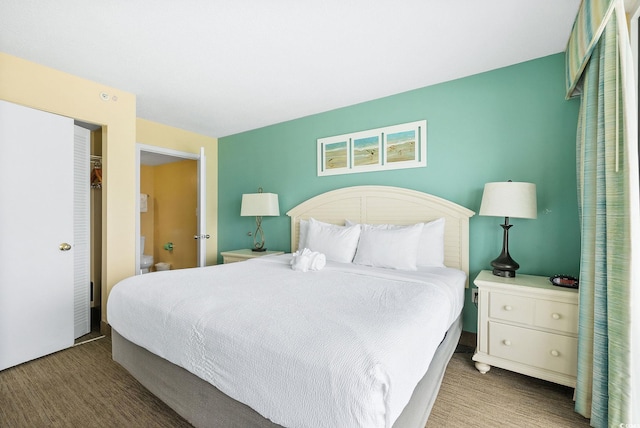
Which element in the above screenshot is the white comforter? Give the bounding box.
[108,254,465,428]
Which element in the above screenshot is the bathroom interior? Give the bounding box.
[139,156,199,274]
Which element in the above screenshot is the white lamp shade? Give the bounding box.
[479,182,537,219]
[240,193,280,217]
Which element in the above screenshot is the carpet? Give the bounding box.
[0,337,589,427]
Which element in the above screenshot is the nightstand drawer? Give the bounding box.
[489,292,534,324]
[223,255,246,264]
[533,300,578,334]
[489,322,577,376]
[221,249,284,264]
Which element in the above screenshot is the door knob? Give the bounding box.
[59,243,72,251]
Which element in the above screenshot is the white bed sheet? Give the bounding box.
[107,254,465,428]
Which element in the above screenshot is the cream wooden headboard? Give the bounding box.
[286,186,475,283]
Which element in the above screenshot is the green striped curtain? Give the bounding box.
[566,0,639,426]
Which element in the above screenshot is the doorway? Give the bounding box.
[136,144,207,274]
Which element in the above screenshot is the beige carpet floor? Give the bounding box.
[0,337,191,427]
[0,337,589,427]
[426,346,589,427]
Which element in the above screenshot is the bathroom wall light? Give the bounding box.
[240,188,280,252]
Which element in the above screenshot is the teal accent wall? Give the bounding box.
[218,53,581,332]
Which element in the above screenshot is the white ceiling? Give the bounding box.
[0,1,581,138]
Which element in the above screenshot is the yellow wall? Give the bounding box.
[153,160,198,270]
[140,160,201,271]
[136,118,218,267]
[0,53,218,328]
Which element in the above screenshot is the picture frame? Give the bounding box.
[317,120,426,176]
[382,121,425,170]
[317,135,350,176]
[351,131,381,171]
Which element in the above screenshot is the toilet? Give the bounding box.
[140,236,154,274]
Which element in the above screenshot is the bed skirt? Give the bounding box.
[112,314,462,428]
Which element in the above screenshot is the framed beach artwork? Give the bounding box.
[383,121,424,169]
[317,135,350,175]
[317,120,426,176]
[352,133,381,171]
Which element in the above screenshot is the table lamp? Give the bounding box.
[479,181,537,277]
[241,188,280,252]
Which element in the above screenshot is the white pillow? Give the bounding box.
[298,219,310,249]
[298,218,337,249]
[346,217,446,267]
[353,223,423,270]
[306,218,361,263]
[417,218,445,267]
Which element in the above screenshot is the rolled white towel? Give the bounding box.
[291,254,311,272]
[290,248,325,272]
[308,251,326,271]
[290,248,309,271]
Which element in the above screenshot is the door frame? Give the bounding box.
[135,143,205,273]
[631,1,640,88]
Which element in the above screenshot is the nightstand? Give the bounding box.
[472,270,579,387]
[220,249,284,264]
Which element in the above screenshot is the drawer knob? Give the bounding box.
[503,340,512,346]
[550,349,560,357]
[504,305,513,311]
[552,313,561,320]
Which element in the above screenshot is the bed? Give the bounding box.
[109,185,474,428]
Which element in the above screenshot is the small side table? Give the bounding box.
[472,270,579,387]
[220,249,284,264]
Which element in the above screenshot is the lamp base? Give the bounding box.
[492,267,516,278]
[252,247,267,252]
[489,220,519,278]
[490,253,519,278]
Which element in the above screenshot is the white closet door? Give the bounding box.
[0,100,74,370]
[73,125,90,338]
